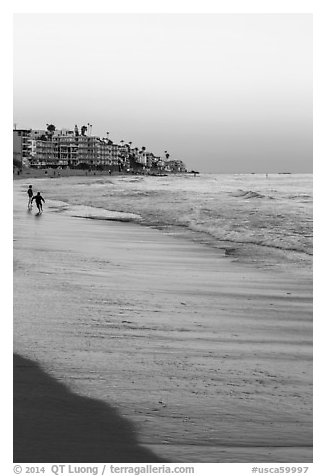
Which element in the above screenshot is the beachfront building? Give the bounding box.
[13,125,187,173]
[74,135,97,167]
[116,144,130,169]
[30,129,48,139]
[13,128,59,168]
[110,144,120,163]
[52,134,78,167]
[135,151,147,166]
[13,129,33,167]
[164,160,187,173]
[144,152,154,168]
[17,131,109,169]
[13,130,23,169]
[155,158,166,170]
[93,138,114,168]
[29,139,56,168]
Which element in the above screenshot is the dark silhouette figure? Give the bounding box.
[32,192,45,213]
[13,354,164,463]
[27,185,33,208]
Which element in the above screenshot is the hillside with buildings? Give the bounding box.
[13,124,187,175]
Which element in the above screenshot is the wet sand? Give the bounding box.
[13,183,312,462]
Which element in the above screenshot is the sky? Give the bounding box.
[13,13,312,173]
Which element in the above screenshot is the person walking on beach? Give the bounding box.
[32,191,45,213]
[27,185,33,209]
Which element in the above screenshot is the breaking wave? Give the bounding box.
[30,173,312,271]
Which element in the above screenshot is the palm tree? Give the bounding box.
[46,124,56,140]
[47,124,56,133]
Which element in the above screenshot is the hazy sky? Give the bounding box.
[13,14,312,173]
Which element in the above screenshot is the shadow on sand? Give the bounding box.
[13,354,164,463]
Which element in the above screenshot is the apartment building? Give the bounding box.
[52,134,78,167]
[165,160,187,172]
[29,140,56,167]
[13,129,33,167]
[13,125,186,172]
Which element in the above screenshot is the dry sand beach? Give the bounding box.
[13,182,312,463]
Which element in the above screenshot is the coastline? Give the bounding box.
[13,168,176,181]
[13,183,313,462]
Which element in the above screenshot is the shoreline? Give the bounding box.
[14,174,313,277]
[13,168,184,181]
[13,183,313,462]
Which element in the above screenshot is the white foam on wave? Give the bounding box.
[232,189,266,199]
[48,200,142,222]
[42,174,312,271]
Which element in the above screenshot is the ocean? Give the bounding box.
[23,173,312,274]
